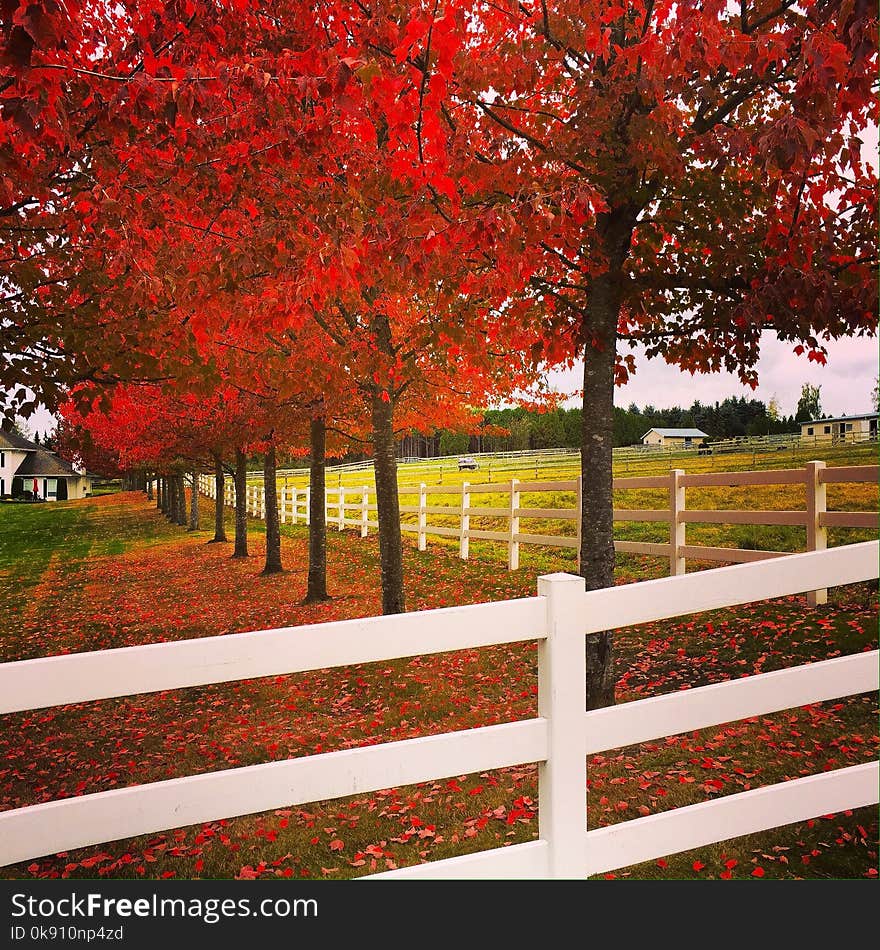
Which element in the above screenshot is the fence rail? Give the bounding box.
[1,541,876,876]
[200,461,879,601]
[266,429,877,484]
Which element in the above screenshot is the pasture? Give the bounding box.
[242,441,878,575]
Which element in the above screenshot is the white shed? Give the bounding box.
[799,413,878,444]
[641,427,709,448]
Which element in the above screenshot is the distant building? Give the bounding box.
[641,427,709,448]
[0,430,93,501]
[799,412,878,444]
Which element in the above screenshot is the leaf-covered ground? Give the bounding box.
[0,492,876,880]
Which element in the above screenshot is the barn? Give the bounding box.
[640,427,709,448]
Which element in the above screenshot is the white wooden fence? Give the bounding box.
[0,542,876,877]
[268,428,878,484]
[200,462,878,600]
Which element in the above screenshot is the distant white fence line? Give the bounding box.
[0,542,876,877]
[269,428,877,483]
[200,461,878,604]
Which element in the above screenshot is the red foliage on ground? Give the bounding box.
[1,494,876,879]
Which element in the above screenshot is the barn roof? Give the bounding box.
[801,413,878,426]
[642,427,709,439]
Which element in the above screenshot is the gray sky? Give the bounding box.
[19,331,876,438]
[550,331,878,418]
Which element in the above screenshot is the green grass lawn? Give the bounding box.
[0,492,876,881]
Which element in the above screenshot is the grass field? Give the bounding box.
[0,492,876,880]
[245,441,878,575]
[261,437,879,491]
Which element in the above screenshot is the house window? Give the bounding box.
[0,478,4,496]
[807,427,814,435]
[824,426,831,434]
[0,451,4,467]
[846,423,853,431]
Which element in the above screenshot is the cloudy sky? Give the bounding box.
[18,330,876,438]
[550,331,878,418]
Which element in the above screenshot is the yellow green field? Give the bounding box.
[246,441,877,576]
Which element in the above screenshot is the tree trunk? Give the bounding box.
[158,477,165,512]
[166,475,175,521]
[209,454,227,543]
[580,272,623,710]
[176,475,188,527]
[262,441,283,575]
[232,448,248,558]
[371,390,405,614]
[174,475,183,523]
[188,470,199,531]
[146,476,153,501]
[305,417,329,602]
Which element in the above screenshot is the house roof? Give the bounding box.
[15,450,84,478]
[801,413,878,426]
[642,427,709,439]
[0,429,39,452]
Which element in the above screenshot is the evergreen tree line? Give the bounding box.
[435,397,800,456]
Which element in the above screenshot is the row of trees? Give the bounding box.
[459,397,801,454]
[17,379,860,464]
[3,1,876,707]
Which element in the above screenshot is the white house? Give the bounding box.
[0,430,92,501]
[641,427,709,448]
[800,412,878,444]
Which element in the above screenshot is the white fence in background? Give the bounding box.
[200,462,878,601]
[270,429,878,483]
[0,542,876,877]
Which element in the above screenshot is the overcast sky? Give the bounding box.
[549,331,878,418]
[17,331,876,438]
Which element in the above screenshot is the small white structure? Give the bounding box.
[641,427,709,448]
[800,413,878,444]
[0,430,92,501]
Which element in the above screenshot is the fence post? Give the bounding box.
[508,478,520,570]
[338,486,346,531]
[290,486,298,526]
[260,486,265,520]
[305,486,311,527]
[361,486,369,538]
[669,468,686,576]
[418,483,427,551]
[459,482,470,560]
[537,571,587,879]
[806,460,827,605]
